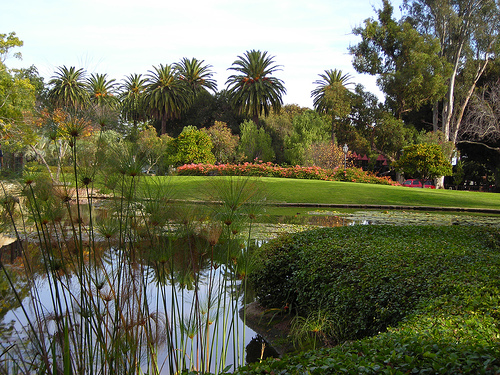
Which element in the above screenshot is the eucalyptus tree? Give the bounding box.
[144,64,191,135]
[403,0,500,145]
[349,0,450,119]
[175,57,217,95]
[120,73,148,131]
[47,66,89,111]
[226,50,286,125]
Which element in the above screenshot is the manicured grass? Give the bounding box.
[165,176,500,210]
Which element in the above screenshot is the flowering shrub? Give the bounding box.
[176,161,398,185]
[332,167,400,186]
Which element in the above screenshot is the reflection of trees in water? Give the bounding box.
[0,261,29,341]
[264,213,352,227]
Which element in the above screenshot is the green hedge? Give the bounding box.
[241,226,500,373]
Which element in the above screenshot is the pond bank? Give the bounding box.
[240,302,295,357]
[271,202,500,214]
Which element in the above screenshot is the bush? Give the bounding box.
[176,162,399,185]
[238,120,275,162]
[240,225,500,374]
[249,226,500,341]
[172,126,216,165]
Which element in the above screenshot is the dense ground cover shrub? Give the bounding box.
[249,226,500,340]
[240,225,500,373]
[176,162,398,185]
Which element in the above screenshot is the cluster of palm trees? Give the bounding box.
[46,49,352,136]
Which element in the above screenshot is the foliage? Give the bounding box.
[119,73,148,133]
[0,31,23,62]
[283,111,330,166]
[47,66,89,110]
[243,225,500,373]
[226,50,286,124]
[171,125,215,165]
[261,104,308,164]
[238,120,275,162]
[202,121,239,163]
[0,128,262,374]
[0,60,35,125]
[144,63,191,135]
[176,162,399,186]
[395,143,453,181]
[349,0,449,118]
[175,57,217,94]
[311,69,352,118]
[372,112,417,162]
[418,129,455,159]
[308,142,354,171]
[403,0,500,144]
[332,166,395,184]
[137,125,174,173]
[234,329,500,374]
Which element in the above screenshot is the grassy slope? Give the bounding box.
[166,176,500,210]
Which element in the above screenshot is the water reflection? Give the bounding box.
[0,233,273,374]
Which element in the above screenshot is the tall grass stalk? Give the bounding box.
[0,132,262,374]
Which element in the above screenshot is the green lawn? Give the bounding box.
[165,176,500,211]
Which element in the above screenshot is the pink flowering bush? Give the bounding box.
[332,167,400,186]
[176,161,398,186]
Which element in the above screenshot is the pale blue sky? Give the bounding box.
[2,0,403,108]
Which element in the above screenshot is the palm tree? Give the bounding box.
[48,66,89,111]
[311,69,353,143]
[311,69,353,113]
[226,50,286,125]
[175,57,217,95]
[120,73,148,130]
[86,73,119,129]
[144,64,191,135]
[86,73,118,107]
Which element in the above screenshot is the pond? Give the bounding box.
[2,199,500,374]
[250,206,500,239]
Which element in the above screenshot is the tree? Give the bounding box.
[459,82,500,188]
[349,0,450,119]
[394,143,452,186]
[47,66,89,111]
[86,73,119,130]
[226,50,286,125]
[311,69,352,115]
[0,32,23,62]
[372,112,417,163]
[202,121,239,163]
[175,57,217,95]
[137,125,173,173]
[0,61,35,127]
[119,73,148,134]
[311,69,353,143]
[238,120,275,162]
[403,0,500,144]
[284,111,330,166]
[172,125,215,165]
[262,104,309,164]
[144,64,191,135]
[87,73,117,107]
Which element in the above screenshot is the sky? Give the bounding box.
[2,0,404,109]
